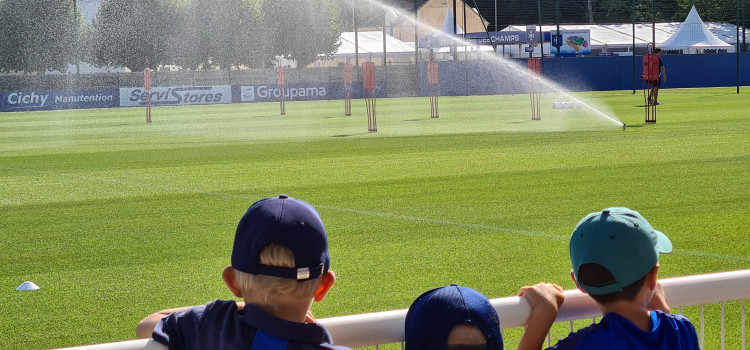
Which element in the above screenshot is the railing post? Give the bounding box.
[721,302,726,350]
[742,300,746,350]
[701,304,705,348]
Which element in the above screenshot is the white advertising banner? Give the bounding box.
[551,30,591,56]
[120,85,232,107]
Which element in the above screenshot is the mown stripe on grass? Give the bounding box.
[7,164,748,265]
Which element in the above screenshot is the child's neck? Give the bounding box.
[599,301,652,332]
[246,297,314,323]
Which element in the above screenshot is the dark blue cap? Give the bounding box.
[231,195,330,281]
[405,285,503,350]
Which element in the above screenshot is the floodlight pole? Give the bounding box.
[453,0,457,36]
[632,0,636,94]
[453,0,457,61]
[383,10,387,67]
[743,0,746,52]
[652,0,656,48]
[462,0,466,40]
[414,0,419,64]
[538,0,544,72]
[472,0,497,52]
[463,0,468,95]
[353,0,358,67]
[73,0,80,74]
[555,0,560,58]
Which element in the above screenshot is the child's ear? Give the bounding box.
[570,270,587,294]
[222,266,243,298]
[313,270,336,302]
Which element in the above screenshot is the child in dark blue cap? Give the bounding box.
[405,284,503,350]
[136,195,349,350]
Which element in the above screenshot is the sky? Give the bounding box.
[78,0,103,25]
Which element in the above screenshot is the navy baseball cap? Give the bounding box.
[570,207,672,295]
[405,285,503,350]
[231,195,330,281]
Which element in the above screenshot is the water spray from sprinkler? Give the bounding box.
[359,0,624,130]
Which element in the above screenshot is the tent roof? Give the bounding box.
[439,6,464,35]
[335,32,415,56]
[660,6,732,49]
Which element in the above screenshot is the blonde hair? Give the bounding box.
[234,244,322,307]
[447,323,488,346]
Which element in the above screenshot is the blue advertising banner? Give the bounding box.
[420,30,539,47]
[232,82,386,103]
[0,88,119,112]
[464,31,530,45]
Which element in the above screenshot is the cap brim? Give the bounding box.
[655,229,673,253]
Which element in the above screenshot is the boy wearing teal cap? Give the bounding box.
[521,207,700,349]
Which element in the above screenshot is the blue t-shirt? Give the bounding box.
[153,300,350,350]
[547,310,699,350]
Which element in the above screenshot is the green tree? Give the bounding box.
[260,0,344,67]
[340,0,383,29]
[91,0,177,71]
[673,0,735,22]
[633,0,680,22]
[168,0,264,70]
[0,0,82,73]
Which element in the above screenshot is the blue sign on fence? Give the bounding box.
[420,31,537,47]
[0,88,119,112]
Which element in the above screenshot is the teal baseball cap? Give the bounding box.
[569,207,673,295]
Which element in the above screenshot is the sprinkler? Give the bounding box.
[622,123,627,131]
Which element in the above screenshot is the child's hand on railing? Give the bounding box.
[646,282,671,313]
[517,283,565,350]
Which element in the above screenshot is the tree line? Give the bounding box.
[385,0,744,28]
[0,0,349,73]
[1,0,743,73]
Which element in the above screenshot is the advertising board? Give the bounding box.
[119,85,232,107]
[0,89,119,112]
[235,82,386,103]
[550,30,592,56]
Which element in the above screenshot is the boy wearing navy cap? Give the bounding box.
[405,284,504,350]
[136,195,349,350]
[521,207,700,349]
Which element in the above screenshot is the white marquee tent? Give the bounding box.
[439,6,463,35]
[659,5,734,53]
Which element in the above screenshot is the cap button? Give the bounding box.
[602,210,610,215]
[279,194,289,199]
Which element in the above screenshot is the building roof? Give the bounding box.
[503,21,738,50]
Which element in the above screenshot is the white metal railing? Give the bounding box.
[57,269,750,350]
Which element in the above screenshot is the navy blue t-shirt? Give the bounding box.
[153,300,350,350]
[547,311,699,350]
[658,56,665,79]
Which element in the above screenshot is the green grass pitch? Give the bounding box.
[1,89,749,349]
